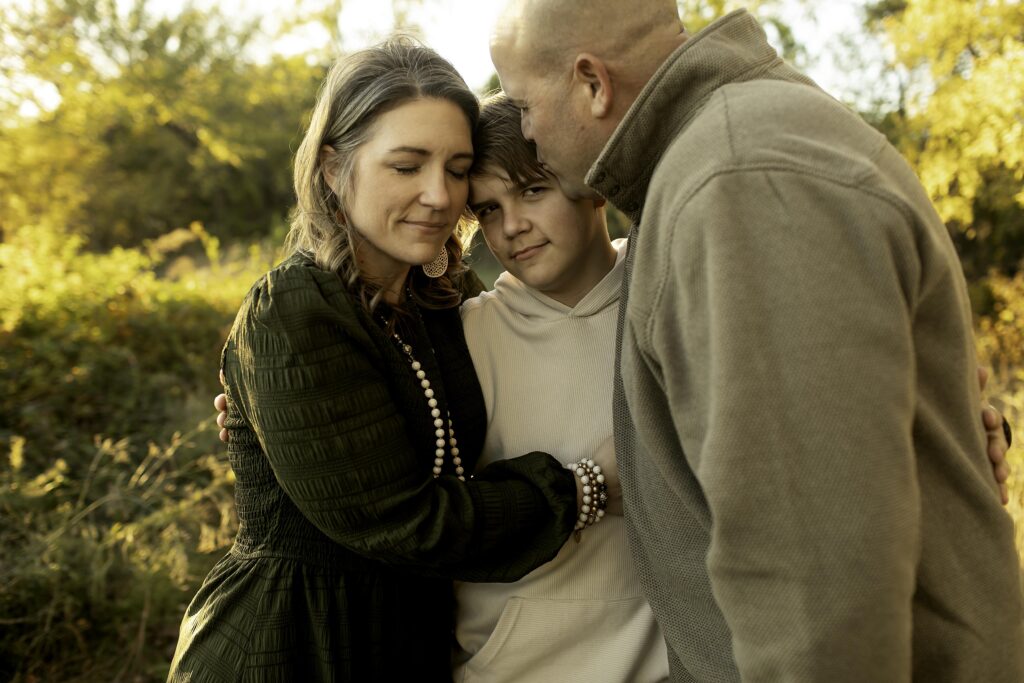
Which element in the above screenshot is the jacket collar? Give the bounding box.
[585,10,788,225]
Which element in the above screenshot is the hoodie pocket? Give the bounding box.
[461,596,524,672]
[458,595,667,683]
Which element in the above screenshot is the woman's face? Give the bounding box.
[344,97,474,284]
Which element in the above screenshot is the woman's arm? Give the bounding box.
[225,262,577,582]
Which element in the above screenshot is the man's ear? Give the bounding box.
[572,53,613,119]
[319,145,338,189]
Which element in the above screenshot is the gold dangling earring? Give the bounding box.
[421,247,448,278]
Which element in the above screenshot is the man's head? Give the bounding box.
[490,0,686,199]
[469,94,616,307]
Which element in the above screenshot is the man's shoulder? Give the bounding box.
[719,79,842,117]
[719,80,876,155]
[649,79,887,212]
[671,81,860,153]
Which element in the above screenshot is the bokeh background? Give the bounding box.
[1,0,1022,680]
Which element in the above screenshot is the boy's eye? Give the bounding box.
[523,186,547,197]
[475,204,498,220]
[394,166,419,175]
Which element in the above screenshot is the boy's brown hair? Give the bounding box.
[471,92,550,187]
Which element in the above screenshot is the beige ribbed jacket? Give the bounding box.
[594,10,1024,682]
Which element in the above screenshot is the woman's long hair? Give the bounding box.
[287,36,479,315]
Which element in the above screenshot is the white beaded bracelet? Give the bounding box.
[567,458,608,540]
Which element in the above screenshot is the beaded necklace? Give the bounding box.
[380,301,465,481]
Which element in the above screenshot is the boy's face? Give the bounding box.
[469,165,610,304]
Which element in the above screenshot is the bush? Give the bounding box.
[976,273,1024,389]
[0,223,272,680]
[0,223,271,473]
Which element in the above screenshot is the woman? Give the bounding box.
[168,38,610,682]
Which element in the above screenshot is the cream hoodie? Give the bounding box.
[453,239,668,683]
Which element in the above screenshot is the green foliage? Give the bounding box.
[0,223,272,472]
[0,223,272,680]
[976,273,1024,389]
[866,0,1024,277]
[0,0,325,248]
[0,4,322,674]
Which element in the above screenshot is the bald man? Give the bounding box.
[491,3,1024,682]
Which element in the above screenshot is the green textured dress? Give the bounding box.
[167,253,578,682]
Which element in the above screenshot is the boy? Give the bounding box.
[453,93,669,682]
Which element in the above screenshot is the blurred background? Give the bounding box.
[1,0,1022,680]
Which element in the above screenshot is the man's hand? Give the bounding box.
[979,367,1012,505]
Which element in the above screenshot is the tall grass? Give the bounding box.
[1,429,235,681]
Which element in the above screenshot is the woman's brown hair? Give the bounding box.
[287,35,479,315]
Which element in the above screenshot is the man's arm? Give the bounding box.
[652,169,926,680]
